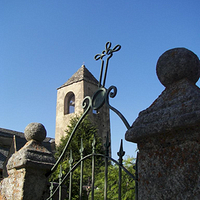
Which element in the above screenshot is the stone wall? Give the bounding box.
[0,123,55,200]
[126,48,200,200]
[55,80,84,144]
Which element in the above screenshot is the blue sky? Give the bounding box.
[1,1,200,160]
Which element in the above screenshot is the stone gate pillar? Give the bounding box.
[0,123,55,200]
[126,48,200,200]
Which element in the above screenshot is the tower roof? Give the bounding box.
[59,65,98,89]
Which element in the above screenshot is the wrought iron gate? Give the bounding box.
[46,42,138,200]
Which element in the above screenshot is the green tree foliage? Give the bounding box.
[50,114,104,199]
[92,156,136,200]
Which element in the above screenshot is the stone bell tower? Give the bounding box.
[55,65,110,146]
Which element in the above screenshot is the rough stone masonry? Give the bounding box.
[0,123,55,200]
[126,48,200,200]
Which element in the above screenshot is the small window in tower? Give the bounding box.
[93,109,98,114]
[64,92,75,115]
[69,94,75,113]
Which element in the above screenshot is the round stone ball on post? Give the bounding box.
[24,122,47,143]
[156,48,200,87]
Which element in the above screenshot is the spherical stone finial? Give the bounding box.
[24,122,46,142]
[156,48,200,87]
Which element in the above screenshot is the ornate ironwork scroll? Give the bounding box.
[47,42,137,200]
[94,42,131,129]
[48,41,132,174]
[94,41,121,88]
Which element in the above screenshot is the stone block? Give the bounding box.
[0,123,55,200]
[126,48,200,200]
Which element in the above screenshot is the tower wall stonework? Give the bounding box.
[55,81,84,144]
